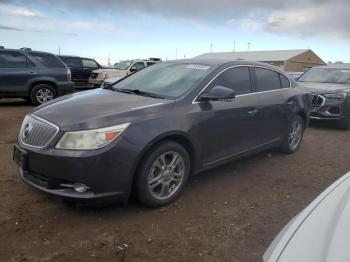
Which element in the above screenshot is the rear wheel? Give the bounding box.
[135,141,190,207]
[279,115,305,154]
[30,84,56,106]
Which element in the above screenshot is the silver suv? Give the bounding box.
[89,58,161,87]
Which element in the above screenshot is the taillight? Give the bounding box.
[67,68,72,81]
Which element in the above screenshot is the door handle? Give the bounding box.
[247,108,259,115]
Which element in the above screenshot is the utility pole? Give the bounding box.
[210,42,213,53]
[233,41,236,52]
[58,45,61,55]
[108,53,111,66]
[175,49,178,60]
[247,43,252,51]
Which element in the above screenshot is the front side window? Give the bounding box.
[82,59,99,68]
[298,68,350,84]
[132,62,145,70]
[0,51,34,68]
[29,52,65,68]
[255,68,281,92]
[112,63,211,99]
[208,67,252,96]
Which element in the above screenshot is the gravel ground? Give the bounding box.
[1,98,349,262]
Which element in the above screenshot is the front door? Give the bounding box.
[197,66,262,166]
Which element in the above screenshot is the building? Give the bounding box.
[194,49,326,72]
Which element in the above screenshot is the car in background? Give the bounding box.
[288,72,303,80]
[264,172,350,262]
[14,60,310,207]
[0,47,74,105]
[103,76,122,87]
[298,65,350,129]
[89,58,161,88]
[58,55,110,88]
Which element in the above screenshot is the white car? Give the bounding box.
[89,58,160,87]
[102,76,122,87]
[264,172,350,261]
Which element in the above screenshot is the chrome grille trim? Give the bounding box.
[310,94,325,112]
[19,114,59,149]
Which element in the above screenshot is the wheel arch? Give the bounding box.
[28,81,58,97]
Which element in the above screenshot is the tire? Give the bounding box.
[279,115,305,154]
[30,84,57,106]
[135,141,190,208]
[338,116,350,130]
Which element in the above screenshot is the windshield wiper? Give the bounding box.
[114,88,164,99]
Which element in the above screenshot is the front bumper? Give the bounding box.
[13,137,143,204]
[88,78,103,87]
[309,95,348,121]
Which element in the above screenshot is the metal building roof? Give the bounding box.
[194,49,310,62]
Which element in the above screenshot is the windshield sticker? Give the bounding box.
[186,64,210,70]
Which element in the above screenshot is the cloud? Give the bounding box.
[0,24,23,31]
[1,0,350,40]
[0,3,43,17]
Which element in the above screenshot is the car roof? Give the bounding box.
[313,64,350,70]
[165,59,285,72]
[1,48,53,55]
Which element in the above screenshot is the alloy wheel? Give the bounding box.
[148,151,185,200]
[288,120,302,150]
[36,88,54,104]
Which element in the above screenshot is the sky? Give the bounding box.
[0,0,350,65]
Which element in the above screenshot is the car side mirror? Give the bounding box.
[198,86,235,102]
[130,66,138,72]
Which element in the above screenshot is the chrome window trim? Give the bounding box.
[19,114,60,149]
[192,65,291,104]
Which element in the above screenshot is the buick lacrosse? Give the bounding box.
[14,60,310,207]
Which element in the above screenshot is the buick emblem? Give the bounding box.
[22,123,33,139]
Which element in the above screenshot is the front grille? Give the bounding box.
[90,73,98,79]
[19,115,59,148]
[310,94,325,111]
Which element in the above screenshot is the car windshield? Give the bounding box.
[111,63,211,99]
[115,61,132,70]
[298,68,350,84]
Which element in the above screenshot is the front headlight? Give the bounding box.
[99,72,107,79]
[323,92,347,100]
[56,123,130,150]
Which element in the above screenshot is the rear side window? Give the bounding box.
[0,51,34,68]
[280,74,291,88]
[147,62,156,66]
[29,52,65,68]
[255,68,281,92]
[208,66,252,95]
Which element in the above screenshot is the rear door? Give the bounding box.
[81,58,100,82]
[198,66,261,166]
[0,50,37,94]
[253,67,291,143]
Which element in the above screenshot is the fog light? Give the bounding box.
[73,183,90,193]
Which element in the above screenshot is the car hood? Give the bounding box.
[92,68,127,75]
[32,89,173,130]
[298,82,350,93]
[264,172,350,262]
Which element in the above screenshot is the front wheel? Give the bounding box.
[135,141,190,207]
[279,115,305,154]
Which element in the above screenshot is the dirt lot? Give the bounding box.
[1,98,349,262]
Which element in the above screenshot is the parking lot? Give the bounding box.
[1,98,349,262]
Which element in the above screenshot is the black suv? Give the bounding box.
[58,55,106,87]
[0,48,74,105]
